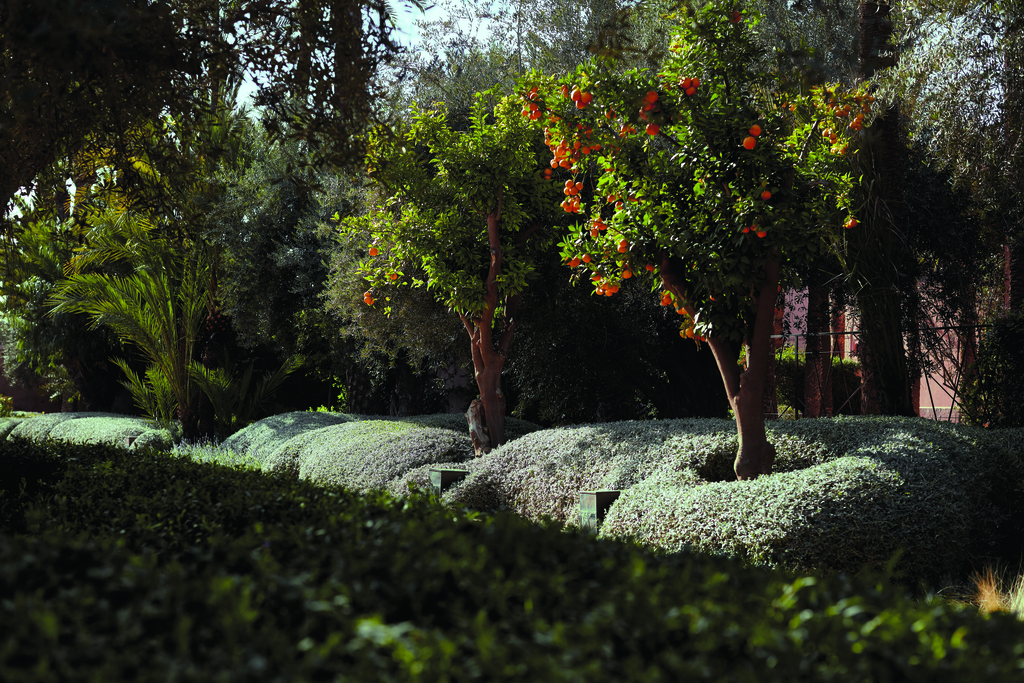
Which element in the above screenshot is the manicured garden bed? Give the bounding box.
[2,433,1024,680]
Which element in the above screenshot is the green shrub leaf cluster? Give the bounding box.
[3,437,1024,680]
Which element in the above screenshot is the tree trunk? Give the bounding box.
[805,272,832,417]
[662,253,781,480]
[178,402,200,442]
[852,1,915,416]
[461,204,517,455]
[858,337,880,415]
[464,336,507,456]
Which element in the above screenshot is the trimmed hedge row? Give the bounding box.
[3,438,1024,681]
[413,417,1021,583]
[5,412,173,450]
[6,412,1021,585]
[221,411,540,489]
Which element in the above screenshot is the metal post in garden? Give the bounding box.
[429,468,469,496]
[580,490,621,532]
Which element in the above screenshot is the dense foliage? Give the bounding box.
[960,312,1024,428]
[2,435,1024,680]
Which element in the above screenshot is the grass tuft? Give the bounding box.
[971,565,1024,618]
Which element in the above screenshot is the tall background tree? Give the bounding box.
[524,1,860,477]
[1,0,408,221]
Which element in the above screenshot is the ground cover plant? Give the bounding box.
[409,416,1023,585]
[6,409,1018,588]
[6,412,173,450]
[3,436,1024,681]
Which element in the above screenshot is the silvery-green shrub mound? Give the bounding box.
[599,416,1015,581]
[0,417,24,440]
[4,412,175,451]
[388,413,541,441]
[440,419,744,524]
[223,411,539,470]
[48,415,162,446]
[259,420,474,492]
[220,411,356,466]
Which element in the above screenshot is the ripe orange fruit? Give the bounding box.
[749,124,761,137]
[685,86,697,97]
[742,136,756,150]
[389,273,398,280]
[691,78,701,88]
[590,228,600,238]
[645,263,655,272]
[730,10,741,22]
[570,87,581,101]
[580,92,593,105]
[369,247,378,256]
[622,269,632,279]
[645,91,659,104]
[569,257,580,267]
[756,229,767,238]
[646,123,660,136]
[560,84,570,98]
[582,254,592,263]
[618,240,628,252]
[363,291,371,298]
[680,77,692,89]
[760,190,771,201]
[844,217,858,229]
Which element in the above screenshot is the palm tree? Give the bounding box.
[48,208,210,439]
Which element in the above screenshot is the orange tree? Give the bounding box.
[340,94,561,451]
[520,1,867,478]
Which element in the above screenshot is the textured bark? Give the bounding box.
[831,300,845,359]
[661,253,780,480]
[805,273,832,417]
[178,402,200,443]
[460,201,519,453]
[854,1,915,416]
[858,338,880,415]
[466,398,490,456]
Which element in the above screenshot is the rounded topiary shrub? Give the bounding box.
[8,412,136,444]
[438,419,740,526]
[260,420,475,492]
[220,411,356,466]
[599,416,1013,582]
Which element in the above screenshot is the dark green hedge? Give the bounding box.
[2,437,1024,681]
[960,312,1024,428]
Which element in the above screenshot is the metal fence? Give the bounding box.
[770,324,987,422]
